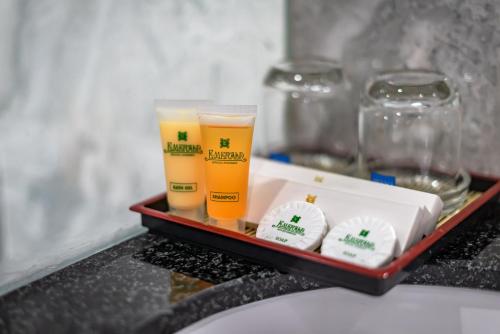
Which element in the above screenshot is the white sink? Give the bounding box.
[178,285,500,334]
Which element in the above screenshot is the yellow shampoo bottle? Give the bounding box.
[156,100,211,221]
[199,105,257,232]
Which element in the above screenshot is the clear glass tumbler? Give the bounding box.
[358,70,470,213]
[262,58,355,174]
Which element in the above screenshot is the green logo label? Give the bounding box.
[272,220,305,236]
[178,131,187,141]
[338,234,375,251]
[206,137,246,164]
[205,150,247,163]
[164,143,203,156]
[163,130,203,156]
[220,138,230,148]
[359,229,370,237]
[290,215,301,223]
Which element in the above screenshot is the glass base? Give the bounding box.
[366,167,471,214]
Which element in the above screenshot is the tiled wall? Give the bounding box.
[0,0,284,293]
[289,0,500,175]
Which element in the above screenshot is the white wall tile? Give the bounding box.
[0,0,284,294]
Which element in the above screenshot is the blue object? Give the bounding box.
[269,152,291,164]
[370,172,396,186]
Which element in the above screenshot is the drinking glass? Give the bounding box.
[358,70,470,213]
[262,58,355,174]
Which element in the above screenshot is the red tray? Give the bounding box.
[130,175,500,295]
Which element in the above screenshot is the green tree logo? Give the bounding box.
[178,131,188,141]
[290,215,301,223]
[359,229,370,238]
[220,138,230,148]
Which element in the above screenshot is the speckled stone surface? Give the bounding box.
[0,234,326,334]
[403,200,500,290]
[0,200,499,334]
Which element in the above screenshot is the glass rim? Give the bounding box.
[264,57,344,95]
[362,69,459,109]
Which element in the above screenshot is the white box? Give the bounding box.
[245,174,287,224]
[255,180,423,256]
[251,157,443,236]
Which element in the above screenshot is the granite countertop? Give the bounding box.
[0,200,499,334]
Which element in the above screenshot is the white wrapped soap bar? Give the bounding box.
[321,216,397,268]
[256,201,328,251]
